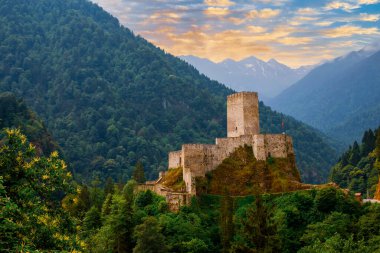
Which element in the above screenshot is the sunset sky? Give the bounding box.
[90,0,380,67]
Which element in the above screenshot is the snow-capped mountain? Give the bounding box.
[180,55,314,100]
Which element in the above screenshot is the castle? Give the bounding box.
[139,92,295,210]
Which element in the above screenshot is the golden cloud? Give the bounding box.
[358,0,380,4]
[246,8,281,19]
[204,0,235,7]
[278,37,313,45]
[204,7,230,16]
[296,8,320,15]
[325,1,359,11]
[315,21,334,26]
[322,25,379,38]
[246,25,267,33]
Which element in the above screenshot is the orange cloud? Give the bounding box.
[246,25,267,33]
[204,0,235,7]
[146,11,181,24]
[325,1,359,11]
[278,37,313,45]
[322,25,379,38]
[204,7,230,16]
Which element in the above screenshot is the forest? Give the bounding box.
[0,0,337,184]
[330,127,380,198]
[1,129,380,253]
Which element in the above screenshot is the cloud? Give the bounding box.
[204,7,230,16]
[246,25,267,33]
[204,0,235,7]
[358,0,380,4]
[246,8,281,19]
[322,25,379,37]
[359,13,380,21]
[315,21,334,26]
[325,1,359,12]
[296,8,320,16]
[145,11,181,24]
[278,37,313,45]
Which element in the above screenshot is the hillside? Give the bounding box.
[330,126,380,198]
[270,48,380,144]
[0,92,58,155]
[181,55,312,100]
[0,0,336,183]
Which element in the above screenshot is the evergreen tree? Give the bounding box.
[105,177,115,196]
[242,196,280,252]
[220,191,234,253]
[349,141,361,166]
[133,216,168,253]
[376,130,380,160]
[83,206,101,236]
[133,161,146,184]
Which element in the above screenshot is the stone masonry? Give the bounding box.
[168,92,294,195]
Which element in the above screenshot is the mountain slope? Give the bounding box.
[0,0,336,183]
[0,92,58,155]
[270,49,380,144]
[330,126,380,198]
[180,55,313,100]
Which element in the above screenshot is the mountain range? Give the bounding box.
[180,55,313,101]
[270,45,380,144]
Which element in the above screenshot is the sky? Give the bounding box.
[90,0,380,67]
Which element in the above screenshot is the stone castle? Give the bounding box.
[139,92,295,210]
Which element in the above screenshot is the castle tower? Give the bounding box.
[227,92,260,137]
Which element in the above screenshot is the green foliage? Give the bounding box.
[330,127,380,198]
[133,161,146,184]
[133,216,168,253]
[203,145,303,195]
[0,0,337,184]
[0,92,58,155]
[0,129,79,251]
[220,192,234,252]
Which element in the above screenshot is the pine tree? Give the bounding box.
[104,177,115,196]
[220,191,234,253]
[349,141,361,166]
[133,161,146,183]
[133,216,168,253]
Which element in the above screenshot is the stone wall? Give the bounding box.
[227,92,259,137]
[166,192,191,212]
[168,150,182,169]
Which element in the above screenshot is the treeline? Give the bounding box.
[2,129,380,253]
[330,127,380,198]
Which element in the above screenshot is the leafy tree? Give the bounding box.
[220,192,234,253]
[0,129,79,251]
[133,216,168,253]
[133,161,146,184]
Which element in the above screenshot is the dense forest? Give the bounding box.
[0,0,337,184]
[330,127,380,198]
[2,129,380,253]
[0,92,58,155]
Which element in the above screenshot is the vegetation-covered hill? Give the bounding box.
[270,49,380,144]
[0,0,336,183]
[196,145,305,195]
[330,126,380,198]
[0,92,58,155]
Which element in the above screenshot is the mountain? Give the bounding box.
[270,48,380,144]
[180,55,313,100]
[0,92,59,155]
[330,126,380,198]
[0,0,337,183]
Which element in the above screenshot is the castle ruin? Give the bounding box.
[139,92,295,210]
